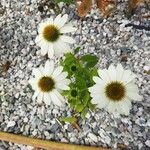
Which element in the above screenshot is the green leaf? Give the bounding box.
[55,0,75,4]
[75,76,86,89]
[80,54,98,68]
[59,117,77,123]
[82,91,90,107]
[81,108,88,119]
[74,47,80,54]
[76,104,84,112]
[88,102,96,111]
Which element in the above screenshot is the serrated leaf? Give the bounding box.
[80,54,98,68]
[59,117,77,123]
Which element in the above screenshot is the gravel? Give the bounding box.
[0,0,150,150]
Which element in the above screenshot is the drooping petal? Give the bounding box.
[44,60,54,76]
[98,69,110,82]
[108,64,116,81]
[126,91,142,101]
[48,44,54,58]
[43,93,51,105]
[60,35,76,44]
[53,89,65,102]
[56,83,70,90]
[54,14,62,27]
[37,92,43,104]
[50,90,63,106]
[54,14,68,28]
[116,63,124,80]
[93,76,104,85]
[32,68,42,78]
[60,23,77,33]
[118,99,131,115]
[41,47,48,56]
[32,91,40,101]
[54,40,71,55]
[52,66,63,77]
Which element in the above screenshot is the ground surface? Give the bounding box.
[0,0,150,150]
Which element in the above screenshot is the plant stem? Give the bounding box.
[0,131,110,150]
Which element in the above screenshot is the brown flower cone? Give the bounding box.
[95,0,116,17]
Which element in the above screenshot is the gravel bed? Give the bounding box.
[0,0,150,149]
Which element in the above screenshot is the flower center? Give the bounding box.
[43,25,60,42]
[105,81,125,101]
[38,76,55,92]
[71,90,78,97]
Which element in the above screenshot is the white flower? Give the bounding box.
[35,14,77,58]
[89,64,142,115]
[29,60,70,106]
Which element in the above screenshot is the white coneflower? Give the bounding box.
[89,64,142,115]
[29,60,70,106]
[35,14,77,58]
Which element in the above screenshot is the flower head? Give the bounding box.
[89,64,142,115]
[35,14,77,58]
[29,60,70,106]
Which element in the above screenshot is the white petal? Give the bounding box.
[54,40,71,55]
[59,79,71,85]
[48,44,54,58]
[60,23,77,33]
[56,83,70,90]
[98,69,110,82]
[52,66,63,77]
[127,91,142,101]
[54,14,62,27]
[107,101,118,113]
[54,14,68,28]
[35,36,42,44]
[118,99,131,115]
[41,47,48,56]
[92,94,109,109]
[39,66,44,74]
[122,70,135,84]
[54,72,68,81]
[37,92,43,104]
[32,68,42,78]
[89,84,102,93]
[126,83,139,92]
[43,93,51,105]
[44,60,54,76]
[50,90,63,106]
[108,64,116,80]
[60,35,76,44]
[93,76,104,85]
[116,63,124,80]
[53,89,65,102]
[32,91,39,100]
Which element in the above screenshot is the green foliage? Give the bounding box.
[59,116,77,124]
[61,51,98,119]
[80,54,98,68]
[55,0,75,4]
